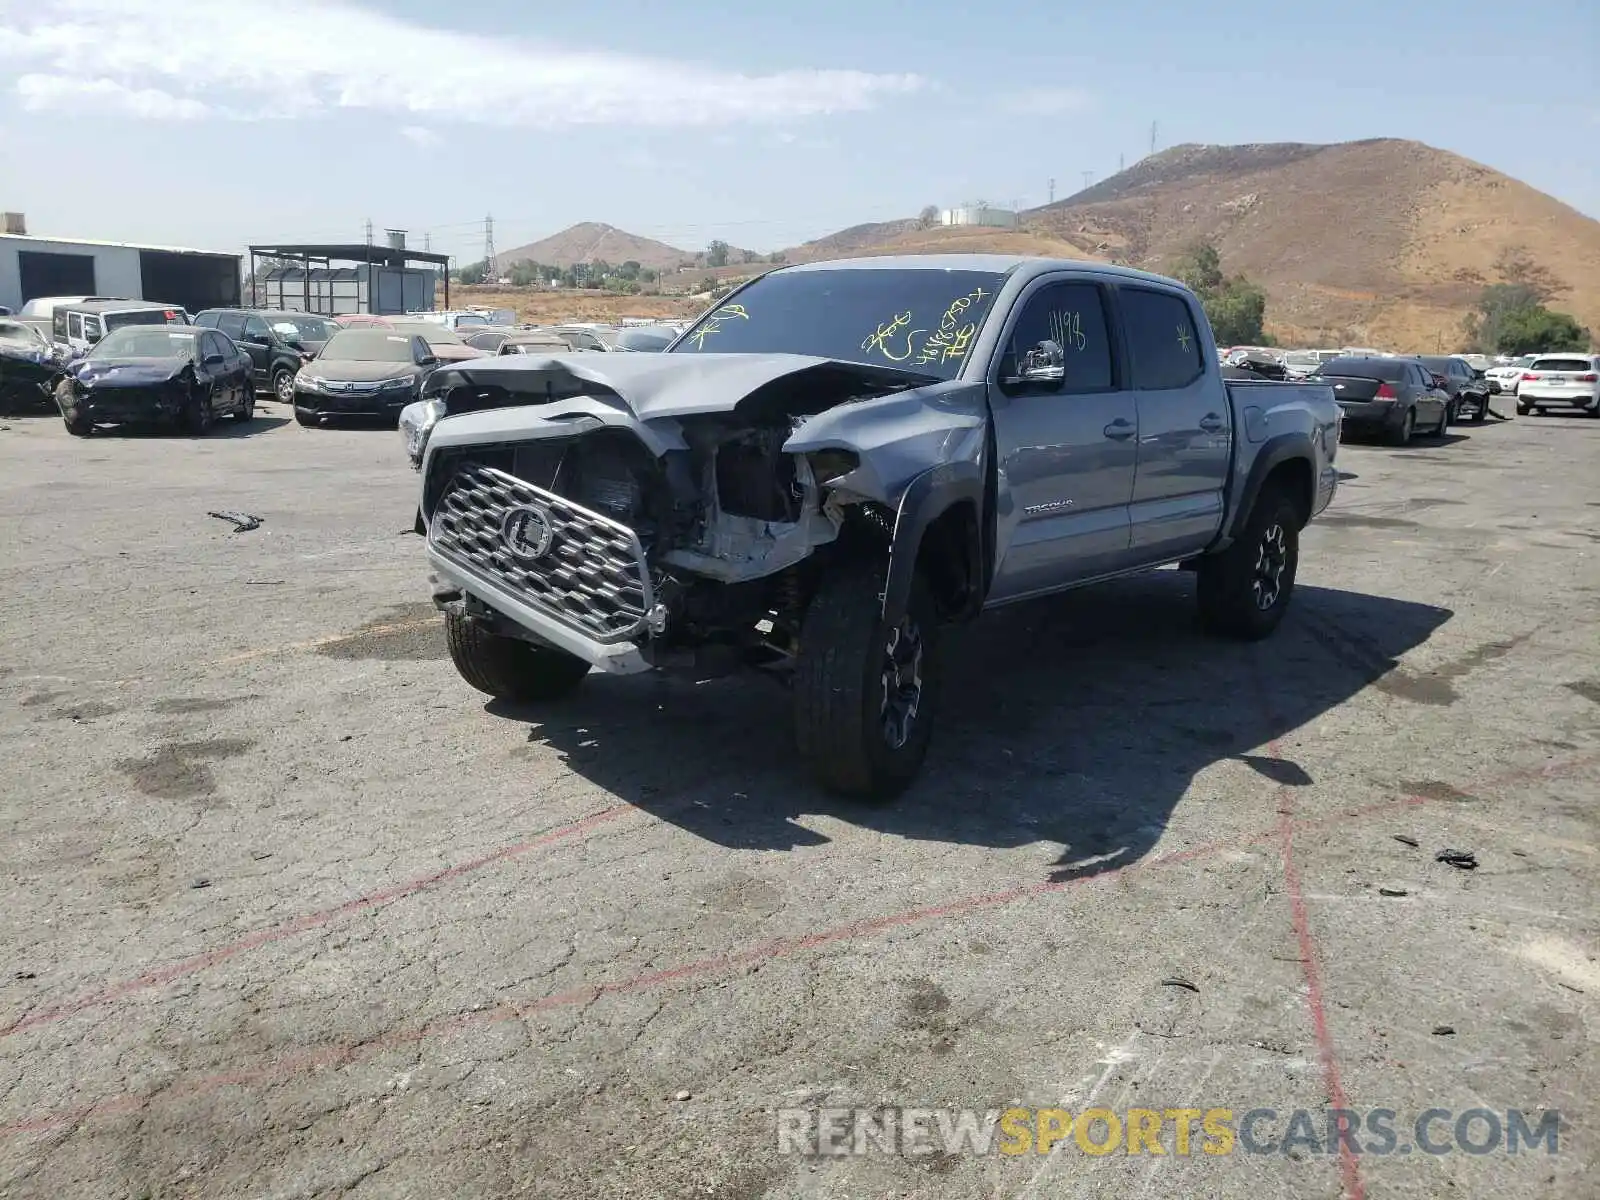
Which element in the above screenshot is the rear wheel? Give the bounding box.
[1197,485,1300,641]
[445,612,590,702]
[1387,407,1415,446]
[234,383,255,422]
[794,563,941,799]
[1432,403,1452,436]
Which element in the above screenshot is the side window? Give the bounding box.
[54,310,69,340]
[84,317,102,342]
[1121,288,1205,390]
[1003,281,1115,392]
[194,312,217,329]
[413,337,433,363]
[217,312,245,338]
[68,313,84,340]
[243,315,272,341]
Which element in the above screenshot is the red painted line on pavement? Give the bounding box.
[0,803,636,1040]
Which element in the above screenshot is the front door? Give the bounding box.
[242,314,275,386]
[1119,284,1230,562]
[986,278,1138,602]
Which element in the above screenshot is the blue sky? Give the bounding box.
[0,0,1595,262]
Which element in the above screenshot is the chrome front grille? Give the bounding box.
[429,463,651,643]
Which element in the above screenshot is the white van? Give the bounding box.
[50,300,189,357]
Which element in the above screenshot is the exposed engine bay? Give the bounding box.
[415,352,989,673]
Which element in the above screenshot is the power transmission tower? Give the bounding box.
[1048,178,1056,204]
[1150,121,1158,155]
[423,231,432,252]
[1081,171,1092,191]
[482,214,496,281]
[1119,153,1125,173]
[363,218,373,247]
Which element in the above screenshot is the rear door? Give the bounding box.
[1117,285,1229,560]
[241,314,275,385]
[985,276,1139,600]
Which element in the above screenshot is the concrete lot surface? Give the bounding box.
[0,401,1596,1199]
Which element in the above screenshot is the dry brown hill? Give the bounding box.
[791,140,1600,350]
[497,222,699,271]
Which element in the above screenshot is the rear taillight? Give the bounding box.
[1522,372,1540,381]
[1578,373,1598,383]
[1375,382,1398,399]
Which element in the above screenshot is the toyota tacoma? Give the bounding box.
[402,256,1341,796]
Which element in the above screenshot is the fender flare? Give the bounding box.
[882,460,986,624]
[1224,434,1315,542]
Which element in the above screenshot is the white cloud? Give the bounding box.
[15,73,209,119]
[999,87,1094,116]
[399,125,441,148]
[0,0,924,127]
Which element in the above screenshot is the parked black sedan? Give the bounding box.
[291,329,438,426]
[1417,355,1492,422]
[54,325,253,436]
[1312,356,1451,445]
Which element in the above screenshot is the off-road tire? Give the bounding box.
[1197,485,1300,641]
[445,611,589,702]
[793,563,941,799]
[63,413,92,437]
[294,407,319,427]
[1386,408,1415,446]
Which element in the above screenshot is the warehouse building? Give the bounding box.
[247,234,450,316]
[0,213,241,315]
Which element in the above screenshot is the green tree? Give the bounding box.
[918,204,940,229]
[768,250,787,265]
[453,259,488,285]
[1170,239,1267,345]
[1495,306,1590,355]
[507,260,539,287]
[1461,283,1544,352]
[706,240,730,268]
[741,248,759,264]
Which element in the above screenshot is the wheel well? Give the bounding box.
[915,499,980,620]
[1263,457,1313,528]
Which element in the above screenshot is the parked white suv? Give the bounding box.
[1516,354,1600,416]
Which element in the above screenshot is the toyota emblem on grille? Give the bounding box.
[500,505,554,561]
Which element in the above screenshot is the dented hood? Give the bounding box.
[427,352,933,423]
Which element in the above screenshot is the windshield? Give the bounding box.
[0,321,46,345]
[321,330,417,362]
[89,327,197,360]
[389,322,465,346]
[671,268,1008,380]
[272,315,335,343]
[104,308,182,332]
[1316,358,1408,382]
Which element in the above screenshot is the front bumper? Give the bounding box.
[63,384,183,423]
[294,384,414,416]
[428,552,653,675]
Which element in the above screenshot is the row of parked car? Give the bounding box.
[0,294,682,436]
[1222,345,1600,442]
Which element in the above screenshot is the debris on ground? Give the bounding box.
[1435,849,1478,870]
[673,1090,692,1102]
[14,970,36,981]
[190,877,212,889]
[1159,976,1200,992]
[1393,835,1419,848]
[1378,887,1409,897]
[208,510,262,533]
[1432,1025,1456,1036]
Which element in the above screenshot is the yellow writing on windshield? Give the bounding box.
[861,311,922,363]
[913,323,977,366]
[685,303,750,350]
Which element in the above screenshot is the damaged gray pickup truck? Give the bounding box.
[403,256,1340,796]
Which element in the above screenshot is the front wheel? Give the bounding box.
[273,369,295,406]
[294,407,319,427]
[1197,486,1300,641]
[234,383,255,422]
[63,413,92,437]
[445,612,589,702]
[793,563,941,799]
[181,387,214,435]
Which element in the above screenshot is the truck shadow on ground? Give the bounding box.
[491,572,1450,882]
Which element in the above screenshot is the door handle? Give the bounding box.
[1103,419,1135,440]
[1199,413,1225,432]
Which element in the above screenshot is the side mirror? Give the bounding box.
[1006,339,1066,386]
[203,353,225,366]
[418,354,439,368]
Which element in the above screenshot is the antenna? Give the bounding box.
[482,213,496,280]
[1048,177,1056,204]
[1150,121,1158,155]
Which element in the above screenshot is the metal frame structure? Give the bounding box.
[246,243,453,312]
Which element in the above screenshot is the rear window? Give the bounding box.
[104,308,181,331]
[1530,357,1593,373]
[1318,358,1407,383]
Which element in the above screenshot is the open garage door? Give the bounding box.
[18,251,96,304]
[139,250,240,314]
